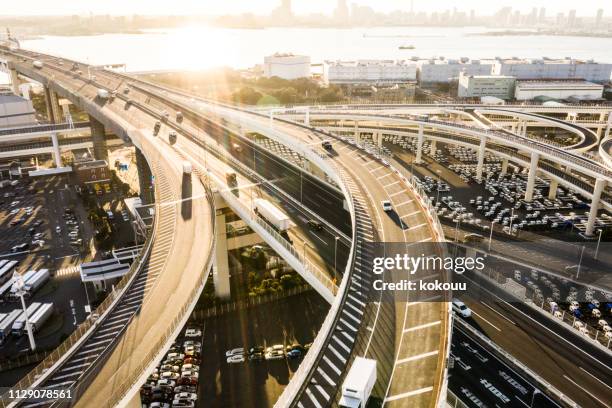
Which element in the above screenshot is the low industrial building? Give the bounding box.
[79,258,130,290]
[417,58,494,84]
[514,80,604,101]
[457,73,516,99]
[0,93,36,128]
[492,58,612,83]
[74,160,110,186]
[323,59,417,84]
[263,53,311,79]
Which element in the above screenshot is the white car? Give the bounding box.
[452,299,472,318]
[381,200,393,212]
[225,348,244,357]
[226,355,245,364]
[175,392,197,401]
[185,328,202,338]
[578,327,590,337]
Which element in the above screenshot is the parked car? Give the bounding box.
[452,299,472,318]
[227,355,245,364]
[225,347,244,357]
[185,328,202,338]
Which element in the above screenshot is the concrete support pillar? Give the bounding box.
[415,124,424,164]
[511,123,517,133]
[599,112,606,122]
[596,127,603,139]
[501,158,509,175]
[585,178,606,236]
[304,108,310,126]
[8,69,19,95]
[376,132,382,147]
[605,111,612,139]
[476,136,486,181]
[43,87,62,123]
[89,115,109,162]
[524,151,539,202]
[50,133,61,168]
[429,139,437,156]
[521,121,528,136]
[354,121,360,144]
[214,208,231,299]
[135,147,154,205]
[19,83,31,100]
[548,179,559,200]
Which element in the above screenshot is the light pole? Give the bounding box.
[594,229,603,260]
[530,389,540,407]
[488,220,496,252]
[334,236,340,283]
[12,272,36,351]
[508,208,515,236]
[576,245,585,280]
[435,169,441,204]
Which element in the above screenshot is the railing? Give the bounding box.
[0,121,89,136]
[446,390,471,408]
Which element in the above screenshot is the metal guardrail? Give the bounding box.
[446,389,471,408]
[0,121,89,137]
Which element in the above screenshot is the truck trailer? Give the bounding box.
[24,269,50,296]
[97,89,110,99]
[0,310,22,342]
[11,302,41,336]
[253,199,295,232]
[338,357,377,408]
[29,303,54,333]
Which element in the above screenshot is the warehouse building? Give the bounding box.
[417,58,494,84]
[263,53,311,79]
[492,58,612,83]
[457,73,516,99]
[514,80,604,101]
[0,93,36,128]
[323,59,417,84]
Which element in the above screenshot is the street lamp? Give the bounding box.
[594,229,603,260]
[530,389,541,408]
[576,245,586,280]
[488,220,496,252]
[12,272,36,351]
[508,207,515,236]
[435,169,442,204]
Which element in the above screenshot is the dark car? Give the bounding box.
[307,220,323,231]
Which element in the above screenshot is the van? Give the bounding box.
[322,140,333,150]
[452,299,472,318]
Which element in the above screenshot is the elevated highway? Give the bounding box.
[1,48,451,407]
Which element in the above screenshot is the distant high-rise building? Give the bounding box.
[556,12,565,26]
[334,0,349,22]
[271,0,293,23]
[530,8,538,25]
[538,7,546,23]
[567,9,576,27]
[469,10,476,23]
[596,9,604,27]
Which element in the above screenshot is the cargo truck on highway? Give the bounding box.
[338,357,377,408]
[97,89,110,99]
[183,161,192,175]
[253,199,295,232]
[0,310,22,342]
[24,269,50,297]
[11,302,41,336]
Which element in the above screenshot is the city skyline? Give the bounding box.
[0,0,609,17]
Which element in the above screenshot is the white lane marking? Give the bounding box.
[471,311,501,332]
[389,190,406,198]
[384,180,400,188]
[308,231,328,245]
[395,350,439,365]
[395,199,414,208]
[384,386,434,402]
[401,210,421,219]
[579,367,612,391]
[408,222,427,231]
[403,320,441,333]
[418,237,433,242]
[481,301,516,325]
[377,173,394,181]
[563,375,611,408]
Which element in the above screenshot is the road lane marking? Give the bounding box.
[401,210,421,219]
[384,386,433,402]
[408,222,427,231]
[471,311,501,332]
[579,367,612,391]
[403,320,441,333]
[395,199,414,208]
[308,231,328,245]
[563,375,611,408]
[481,301,516,325]
[395,350,439,365]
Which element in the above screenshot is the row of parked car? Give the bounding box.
[225,342,312,364]
[141,328,203,408]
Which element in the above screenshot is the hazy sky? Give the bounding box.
[0,0,609,17]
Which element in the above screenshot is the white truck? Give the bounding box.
[29,303,54,332]
[182,161,192,175]
[97,88,110,99]
[253,199,295,232]
[338,357,377,408]
[32,60,44,69]
[24,269,50,296]
[0,310,21,342]
[11,302,41,335]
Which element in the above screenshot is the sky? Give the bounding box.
[0,0,609,17]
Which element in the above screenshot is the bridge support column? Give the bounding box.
[521,121,528,136]
[376,132,383,147]
[51,133,61,168]
[213,201,231,299]
[415,124,424,164]
[476,136,486,182]
[8,69,19,95]
[89,115,109,162]
[429,140,437,156]
[43,87,62,123]
[500,158,509,175]
[605,111,612,139]
[599,112,606,122]
[135,147,154,205]
[548,179,558,200]
[304,108,310,126]
[354,121,360,144]
[585,178,606,237]
[524,151,539,202]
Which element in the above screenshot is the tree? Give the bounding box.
[273,87,301,104]
[232,87,263,105]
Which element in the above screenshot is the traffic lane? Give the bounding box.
[450,327,561,408]
[457,277,612,407]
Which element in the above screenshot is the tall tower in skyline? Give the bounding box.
[538,7,546,24]
[334,0,349,22]
[595,9,604,28]
[567,9,576,28]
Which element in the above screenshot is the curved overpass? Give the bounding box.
[1,49,216,407]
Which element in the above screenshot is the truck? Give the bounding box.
[11,302,41,336]
[32,60,44,69]
[24,269,50,296]
[253,199,295,232]
[338,358,376,408]
[182,161,192,175]
[9,270,36,298]
[97,89,110,99]
[29,303,54,332]
[0,310,21,342]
